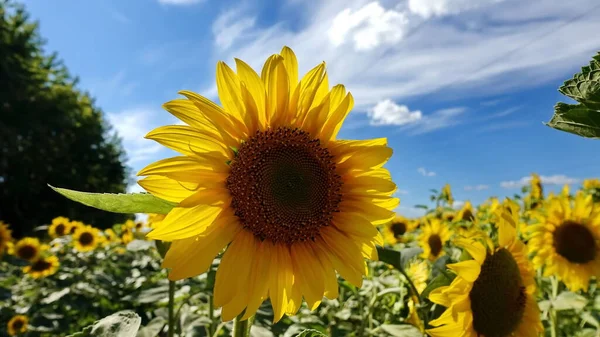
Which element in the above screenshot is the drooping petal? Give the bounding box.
[137,176,198,203]
[145,125,229,157]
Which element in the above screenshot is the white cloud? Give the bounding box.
[395,205,426,218]
[418,167,436,177]
[158,0,202,5]
[213,8,256,50]
[212,0,600,112]
[452,200,465,209]
[368,99,422,125]
[408,0,504,19]
[106,108,166,164]
[405,107,467,134]
[328,2,409,51]
[464,184,489,191]
[500,174,580,188]
[394,189,409,195]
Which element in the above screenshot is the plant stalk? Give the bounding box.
[168,280,176,337]
[232,313,254,337]
[550,277,559,337]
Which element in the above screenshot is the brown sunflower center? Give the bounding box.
[226,127,342,244]
[55,224,66,236]
[470,248,527,337]
[12,319,25,331]
[31,258,52,272]
[428,234,442,257]
[553,221,596,263]
[17,245,37,260]
[461,209,475,222]
[78,232,95,246]
[445,214,455,222]
[135,222,143,229]
[70,226,78,234]
[391,222,407,238]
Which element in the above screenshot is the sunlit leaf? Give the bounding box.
[67,310,141,337]
[553,291,588,311]
[379,324,422,337]
[295,329,328,337]
[49,185,177,214]
[421,272,456,300]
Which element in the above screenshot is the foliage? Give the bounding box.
[546,52,600,139]
[0,0,130,238]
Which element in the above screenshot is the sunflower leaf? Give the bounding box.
[376,246,402,270]
[66,310,141,337]
[546,52,600,139]
[379,324,422,337]
[552,291,588,311]
[295,329,328,337]
[49,185,177,214]
[421,272,456,300]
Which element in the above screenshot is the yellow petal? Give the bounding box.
[320,227,365,287]
[455,239,486,264]
[311,243,339,299]
[344,175,397,194]
[162,99,220,136]
[332,212,381,241]
[335,145,393,172]
[295,63,326,123]
[320,89,354,141]
[145,125,229,157]
[280,46,298,92]
[339,200,396,225]
[241,239,271,320]
[137,176,197,203]
[290,243,324,310]
[235,58,265,128]
[147,197,230,241]
[216,61,248,129]
[447,260,481,282]
[163,219,240,280]
[137,156,229,183]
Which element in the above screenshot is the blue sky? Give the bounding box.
[22,0,600,217]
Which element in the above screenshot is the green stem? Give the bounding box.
[232,313,254,337]
[550,277,559,337]
[168,280,176,337]
[208,294,215,336]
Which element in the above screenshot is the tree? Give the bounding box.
[0,0,131,238]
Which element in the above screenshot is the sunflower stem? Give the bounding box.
[232,313,254,337]
[550,277,559,337]
[398,266,428,329]
[168,280,176,337]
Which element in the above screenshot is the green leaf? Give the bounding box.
[377,246,425,271]
[379,324,422,337]
[49,185,177,214]
[552,291,588,311]
[547,52,600,138]
[295,329,328,337]
[414,204,429,210]
[546,103,600,139]
[136,317,166,337]
[155,240,172,259]
[67,310,142,337]
[421,272,456,300]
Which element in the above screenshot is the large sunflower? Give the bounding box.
[427,209,543,337]
[73,226,103,252]
[0,221,13,257]
[137,46,397,322]
[418,218,451,261]
[383,215,417,245]
[527,193,600,291]
[7,315,28,336]
[23,255,60,279]
[48,216,71,238]
[14,237,41,262]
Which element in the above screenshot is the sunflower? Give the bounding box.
[104,229,119,244]
[7,315,28,336]
[405,260,428,332]
[527,193,600,291]
[418,218,451,261]
[0,221,13,257]
[455,201,476,223]
[441,211,455,223]
[427,208,543,337]
[530,173,543,199]
[48,216,71,238]
[583,178,600,190]
[383,215,417,245]
[68,221,84,235]
[441,183,454,206]
[23,255,60,279]
[73,226,102,252]
[137,46,397,322]
[121,227,134,245]
[14,237,42,262]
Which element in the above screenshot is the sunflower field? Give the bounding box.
[2,176,600,337]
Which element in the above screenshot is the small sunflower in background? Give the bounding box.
[455,200,476,223]
[441,183,453,207]
[427,208,543,337]
[103,228,119,244]
[383,215,417,245]
[121,227,134,245]
[14,237,42,262]
[7,315,28,336]
[0,221,13,257]
[530,173,544,199]
[23,255,59,279]
[419,218,451,261]
[48,216,71,238]
[134,221,145,232]
[441,210,455,223]
[528,193,600,291]
[73,226,103,252]
[137,46,397,322]
[405,260,429,332]
[68,221,84,235]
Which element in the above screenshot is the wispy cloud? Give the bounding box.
[452,200,466,209]
[407,0,505,19]
[405,107,467,134]
[88,70,138,101]
[464,184,489,191]
[395,205,426,218]
[213,8,256,50]
[418,167,436,177]
[106,108,167,164]
[500,174,580,188]
[477,121,531,132]
[394,189,409,196]
[111,11,131,24]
